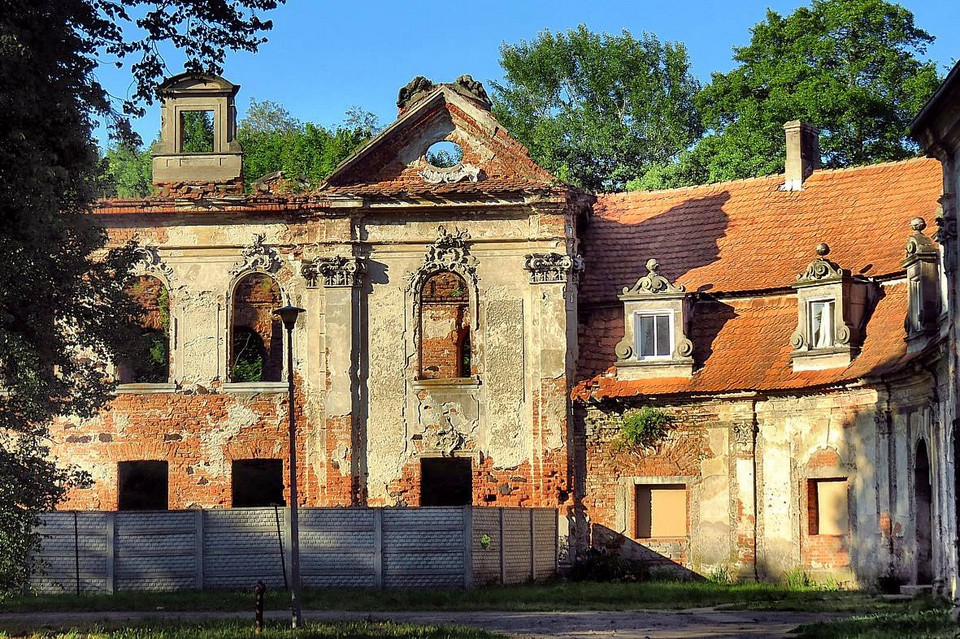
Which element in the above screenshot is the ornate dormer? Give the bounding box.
[790,244,873,371]
[152,73,243,195]
[614,259,694,380]
[903,217,941,344]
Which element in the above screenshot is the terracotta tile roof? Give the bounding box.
[574,283,914,401]
[575,157,942,401]
[580,158,942,305]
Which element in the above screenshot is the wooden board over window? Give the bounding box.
[809,478,848,536]
[635,484,687,538]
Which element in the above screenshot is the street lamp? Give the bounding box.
[274,303,305,629]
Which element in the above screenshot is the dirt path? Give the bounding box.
[0,608,836,638]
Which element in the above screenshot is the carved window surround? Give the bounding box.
[614,258,693,380]
[790,244,873,371]
[903,217,942,347]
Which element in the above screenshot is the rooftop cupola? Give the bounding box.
[781,120,821,191]
[903,217,942,344]
[152,73,243,196]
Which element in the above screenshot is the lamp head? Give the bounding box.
[274,304,305,330]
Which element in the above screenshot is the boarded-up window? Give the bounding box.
[231,273,283,382]
[809,478,848,535]
[636,484,687,538]
[232,459,284,507]
[118,461,168,511]
[419,271,471,379]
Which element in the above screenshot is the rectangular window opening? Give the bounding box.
[808,478,848,536]
[180,110,215,153]
[232,459,285,507]
[635,484,687,538]
[420,457,473,506]
[809,300,836,348]
[636,312,672,359]
[118,461,168,511]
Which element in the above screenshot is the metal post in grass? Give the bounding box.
[274,303,305,629]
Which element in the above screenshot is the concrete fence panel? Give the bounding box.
[30,506,558,593]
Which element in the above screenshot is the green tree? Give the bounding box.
[492,25,703,192]
[238,99,378,188]
[0,0,281,592]
[180,111,215,153]
[101,143,154,198]
[637,0,942,189]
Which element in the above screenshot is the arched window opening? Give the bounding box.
[231,273,283,383]
[119,275,170,384]
[419,271,470,380]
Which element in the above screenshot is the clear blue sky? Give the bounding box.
[94,0,960,146]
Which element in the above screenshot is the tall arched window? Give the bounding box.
[119,275,170,384]
[231,273,283,382]
[419,271,471,379]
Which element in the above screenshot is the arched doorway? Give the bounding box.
[915,438,934,585]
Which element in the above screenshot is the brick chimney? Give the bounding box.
[782,121,821,191]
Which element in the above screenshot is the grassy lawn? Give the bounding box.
[793,609,957,638]
[0,581,939,614]
[0,620,505,639]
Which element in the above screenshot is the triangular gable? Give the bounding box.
[319,84,556,196]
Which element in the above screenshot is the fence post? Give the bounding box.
[555,509,560,575]
[373,508,383,589]
[105,512,115,594]
[283,507,293,588]
[194,509,204,590]
[463,506,473,589]
[498,508,506,585]
[529,509,536,581]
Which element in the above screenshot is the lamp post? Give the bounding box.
[274,303,305,629]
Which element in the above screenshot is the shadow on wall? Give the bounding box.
[589,524,703,581]
[577,191,733,379]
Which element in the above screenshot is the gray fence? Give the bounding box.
[30,507,558,593]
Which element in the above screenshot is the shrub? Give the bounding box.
[571,548,645,582]
[619,407,674,449]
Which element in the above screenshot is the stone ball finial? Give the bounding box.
[815,243,830,257]
[910,217,927,232]
[645,258,660,274]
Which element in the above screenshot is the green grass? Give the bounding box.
[0,581,933,614]
[0,619,505,639]
[793,609,958,638]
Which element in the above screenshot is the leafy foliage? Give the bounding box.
[619,407,674,449]
[238,99,378,188]
[0,0,282,592]
[492,25,703,192]
[180,110,215,153]
[636,0,942,188]
[100,143,154,198]
[231,327,266,383]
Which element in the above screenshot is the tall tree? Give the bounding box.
[492,25,702,192]
[0,0,281,591]
[237,99,378,188]
[635,0,942,189]
[101,143,154,198]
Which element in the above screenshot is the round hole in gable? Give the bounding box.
[424,140,464,169]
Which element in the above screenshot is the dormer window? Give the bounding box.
[635,311,673,359]
[902,217,941,346]
[790,244,873,371]
[615,259,694,380]
[809,300,836,348]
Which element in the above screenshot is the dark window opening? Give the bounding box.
[419,271,471,380]
[232,459,285,507]
[119,276,170,384]
[230,273,283,382]
[420,457,472,506]
[180,110,215,153]
[118,461,168,511]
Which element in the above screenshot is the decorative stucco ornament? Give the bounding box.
[732,422,756,448]
[396,76,436,110]
[621,258,685,296]
[796,243,845,283]
[132,245,175,281]
[302,256,364,288]
[415,226,478,283]
[418,163,482,184]
[523,253,584,284]
[453,74,492,109]
[429,422,465,457]
[935,207,956,272]
[230,234,281,275]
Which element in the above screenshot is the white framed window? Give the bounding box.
[808,299,835,349]
[634,311,673,360]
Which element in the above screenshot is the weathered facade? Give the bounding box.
[48,66,960,596]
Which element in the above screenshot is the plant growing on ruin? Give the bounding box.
[618,407,674,450]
